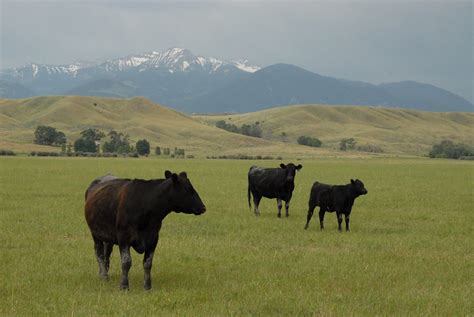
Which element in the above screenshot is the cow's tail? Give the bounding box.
[247,184,252,209]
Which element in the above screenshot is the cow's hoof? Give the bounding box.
[277,214,281,218]
[100,274,109,281]
[120,284,129,291]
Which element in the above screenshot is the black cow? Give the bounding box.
[304,179,367,231]
[248,163,302,217]
[84,170,206,290]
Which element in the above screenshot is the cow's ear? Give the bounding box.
[165,170,172,179]
[296,164,302,170]
[179,171,188,178]
[171,173,179,183]
[351,179,355,185]
[280,163,287,169]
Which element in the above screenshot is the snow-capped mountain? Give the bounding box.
[1,48,260,81]
[101,48,260,74]
[0,48,471,112]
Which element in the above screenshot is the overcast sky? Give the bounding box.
[1,0,472,102]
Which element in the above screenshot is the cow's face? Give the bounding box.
[168,171,206,215]
[350,179,368,196]
[280,163,303,182]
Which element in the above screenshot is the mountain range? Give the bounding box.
[1,48,472,112]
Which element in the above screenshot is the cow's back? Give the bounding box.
[85,174,119,200]
[248,166,285,190]
[310,182,333,206]
[85,178,130,243]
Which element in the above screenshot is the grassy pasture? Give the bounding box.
[0,156,473,315]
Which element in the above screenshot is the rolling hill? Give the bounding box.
[0,96,337,157]
[194,105,474,155]
[1,96,472,157]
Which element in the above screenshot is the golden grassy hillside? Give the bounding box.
[194,105,474,155]
[0,96,337,157]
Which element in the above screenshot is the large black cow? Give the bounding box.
[248,163,302,217]
[84,170,206,290]
[304,179,367,231]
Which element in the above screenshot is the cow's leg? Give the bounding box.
[277,198,282,218]
[253,194,262,216]
[345,214,350,232]
[93,237,108,279]
[119,244,132,290]
[103,242,113,275]
[285,200,291,217]
[337,212,343,232]
[143,238,158,290]
[143,249,155,290]
[305,204,316,229]
[319,208,326,230]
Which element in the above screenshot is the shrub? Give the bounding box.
[297,136,322,147]
[0,149,15,156]
[429,140,474,159]
[356,144,384,153]
[340,138,357,151]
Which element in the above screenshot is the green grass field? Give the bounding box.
[1,156,473,315]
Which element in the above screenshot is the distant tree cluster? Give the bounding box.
[216,120,262,138]
[154,146,187,158]
[34,126,67,146]
[74,128,105,153]
[339,138,357,151]
[32,126,190,158]
[429,140,474,159]
[297,135,322,147]
[102,130,132,154]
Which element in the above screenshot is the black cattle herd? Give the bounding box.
[84,163,367,290]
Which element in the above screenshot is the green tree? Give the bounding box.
[80,128,105,142]
[74,138,97,152]
[136,139,150,156]
[155,146,161,155]
[34,126,67,146]
[102,130,131,153]
[297,135,322,147]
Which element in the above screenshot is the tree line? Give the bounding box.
[33,126,186,157]
[215,120,263,138]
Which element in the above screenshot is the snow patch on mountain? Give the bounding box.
[1,48,261,80]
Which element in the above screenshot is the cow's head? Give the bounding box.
[165,170,206,215]
[350,179,368,196]
[280,163,303,182]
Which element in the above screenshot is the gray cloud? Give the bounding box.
[1,0,472,102]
